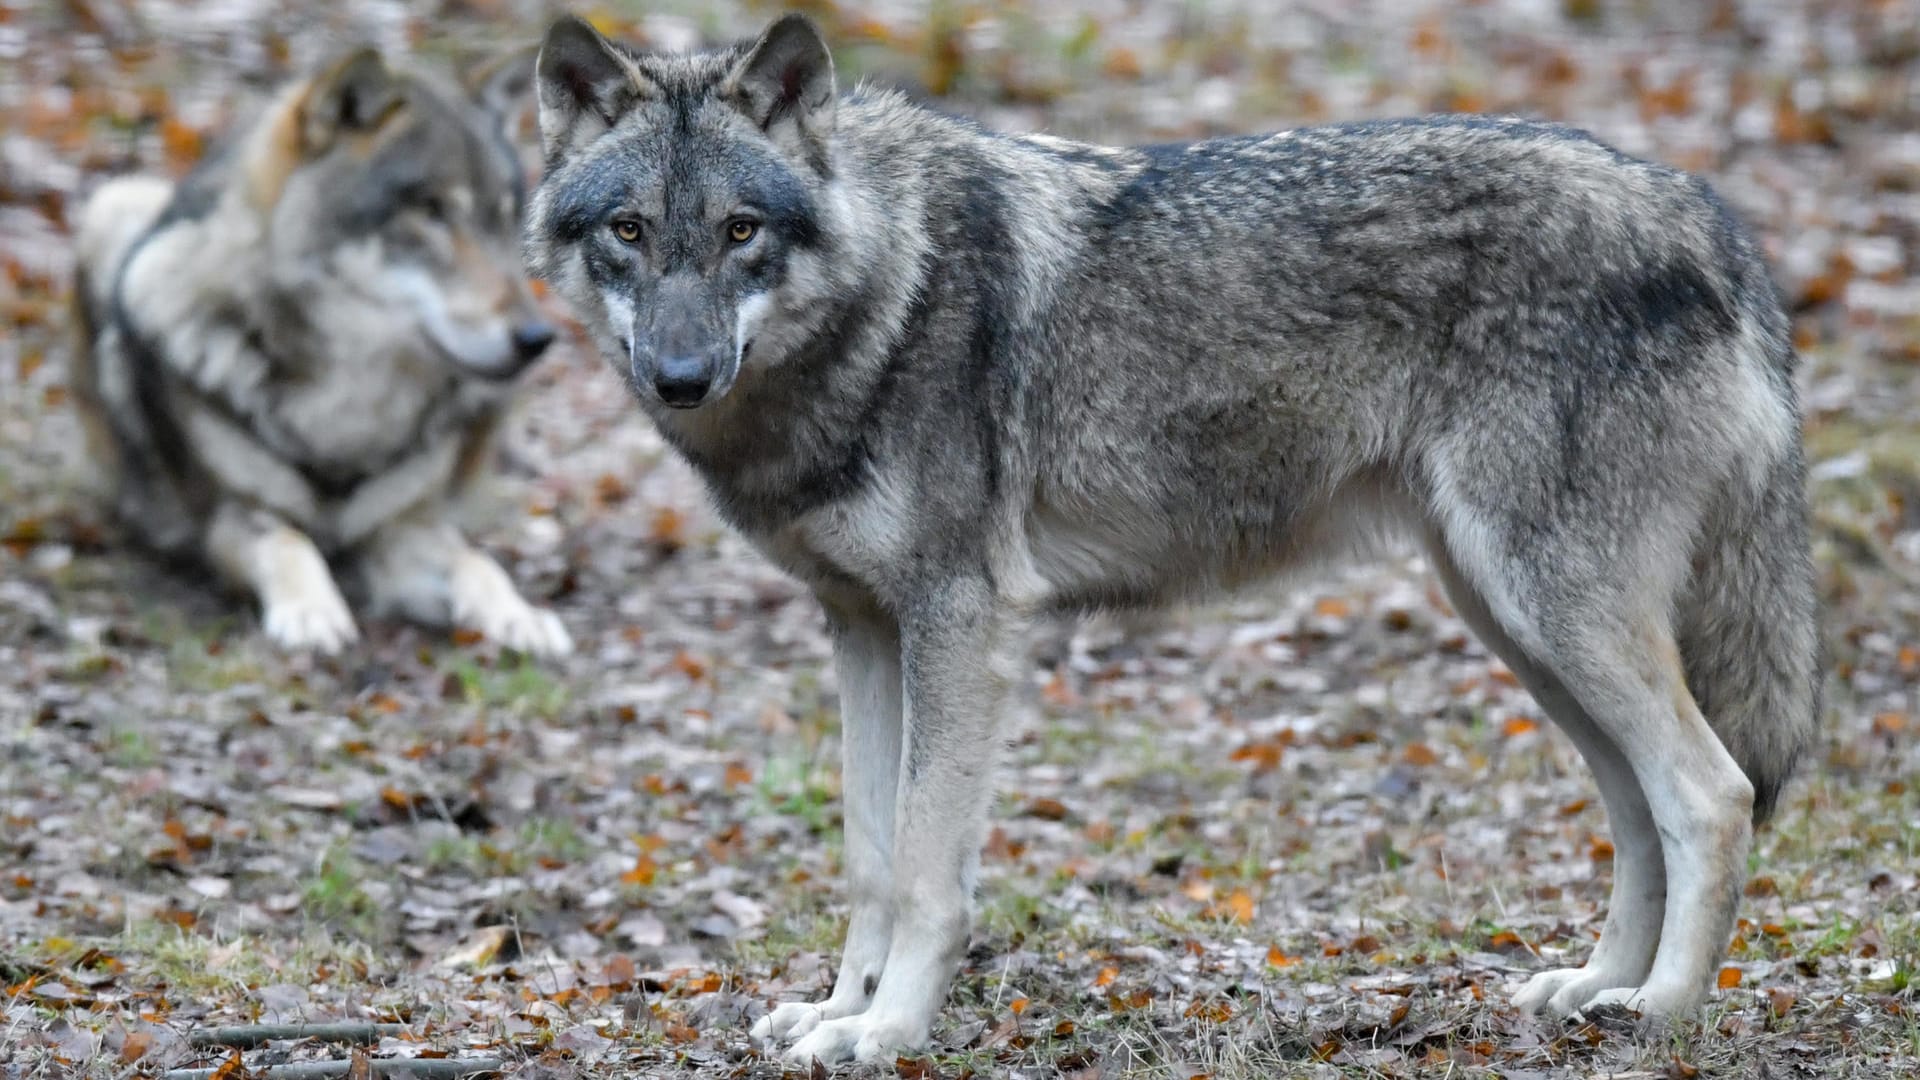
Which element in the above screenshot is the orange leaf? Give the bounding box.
[1101,46,1143,81]
[620,854,657,886]
[1009,995,1029,1015]
[1230,741,1284,771]
[1716,966,1742,989]
[160,117,203,165]
[1094,966,1118,988]
[209,1050,245,1080]
[1208,889,1254,925]
[1313,597,1351,619]
[1024,797,1069,821]
[1266,946,1300,968]
[1184,998,1233,1023]
[648,505,687,548]
[1501,716,1539,737]
[119,1030,152,1064]
[603,953,636,989]
[1402,743,1439,767]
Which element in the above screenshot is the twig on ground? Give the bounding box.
[186,1024,413,1048]
[162,1059,501,1080]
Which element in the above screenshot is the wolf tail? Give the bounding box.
[1677,438,1822,827]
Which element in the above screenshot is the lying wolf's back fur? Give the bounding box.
[71,175,176,487]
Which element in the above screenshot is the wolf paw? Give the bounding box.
[262,591,359,654]
[1514,967,1618,1017]
[1576,984,1700,1020]
[783,1012,926,1067]
[449,553,573,658]
[462,600,573,658]
[751,1001,829,1043]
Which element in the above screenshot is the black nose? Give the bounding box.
[512,321,556,362]
[654,354,712,408]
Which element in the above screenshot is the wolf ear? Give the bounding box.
[467,45,538,124]
[536,15,653,160]
[724,14,836,166]
[303,48,404,153]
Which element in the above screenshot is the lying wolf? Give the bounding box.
[72,48,571,657]
[525,12,1819,1065]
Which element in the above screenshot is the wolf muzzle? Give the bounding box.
[633,346,730,408]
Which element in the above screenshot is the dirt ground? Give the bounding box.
[3,1,1919,1077]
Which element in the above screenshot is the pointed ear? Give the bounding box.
[303,48,404,154]
[723,14,836,165]
[535,15,653,160]
[466,44,538,123]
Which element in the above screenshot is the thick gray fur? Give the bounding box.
[526,12,1820,1065]
[72,47,571,657]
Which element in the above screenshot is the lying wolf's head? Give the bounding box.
[262,48,554,381]
[522,14,840,411]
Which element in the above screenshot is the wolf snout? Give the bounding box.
[654,352,715,408]
[511,320,557,363]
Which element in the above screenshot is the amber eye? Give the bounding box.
[727,219,758,245]
[611,218,642,244]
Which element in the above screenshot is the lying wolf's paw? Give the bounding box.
[262,589,359,654]
[463,600,573,658]
[783,1012,927,1067]
[449,552,574,658]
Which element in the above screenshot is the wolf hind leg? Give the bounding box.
[1426,517,1750,1019]
[1424,535,1667,1015]
[206,504,358,654]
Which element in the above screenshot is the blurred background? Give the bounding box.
[3,2,1919,1077]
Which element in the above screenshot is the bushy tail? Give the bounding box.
[1677,446,1822,826]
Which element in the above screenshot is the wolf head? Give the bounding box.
[523,14,843,411]
[261,48,554,381]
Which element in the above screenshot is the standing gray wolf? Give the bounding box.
[71,48,572,657]
[526,12,1819,1065]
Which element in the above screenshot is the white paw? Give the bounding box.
[262,590,358,654]
[1576,983,1700,1020]
[450,552,573,658]
[784,1012,927,1068]
[751,1001,826,1043]
[463,599,573,657]
[1514,966,1601,1017]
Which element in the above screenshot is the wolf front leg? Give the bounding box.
[358,516,572,657]
[754,601,904,1043]
[785,579,1016,1067]
[205,504,358,653]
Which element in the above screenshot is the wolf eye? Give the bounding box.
[727,219,758,245]
[611,218,642,244]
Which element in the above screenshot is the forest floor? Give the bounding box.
[3,1,1919,1077]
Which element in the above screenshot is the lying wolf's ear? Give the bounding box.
[303,48,404,153]
[467,45,539,124]
[724,14,836,167]
[536,15,653,160]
